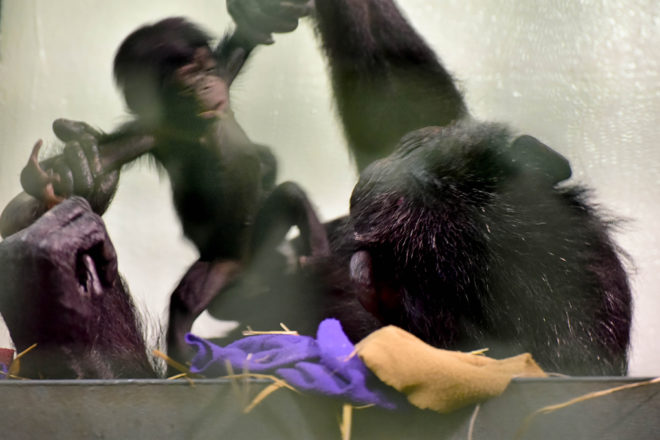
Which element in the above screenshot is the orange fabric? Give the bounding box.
[356,326,546,413]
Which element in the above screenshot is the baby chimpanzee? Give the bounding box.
[5,6,324,373]
[112,15,326,367]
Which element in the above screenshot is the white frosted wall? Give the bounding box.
[0,0,658,375]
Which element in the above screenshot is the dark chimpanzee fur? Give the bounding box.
[296,0,632,375]
[312,0,468,172]
[112,17,275,261]
[107,15,328,370]
[339,122,631,375]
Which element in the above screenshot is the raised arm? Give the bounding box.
[313,0,468,170]
[220,0,313,81]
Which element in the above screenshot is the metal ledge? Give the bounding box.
[0,377,658,439]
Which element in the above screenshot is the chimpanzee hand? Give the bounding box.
[52,119,120,214]
[228,0,313,45]
[20,119,120,215]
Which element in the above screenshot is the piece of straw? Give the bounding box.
[242,329,299,336]
[242,323,299,336]
[243,382,285,413]
[222,373,299,394]
[225,359,242,402]
[515,376,660,439]
[4,343,38,379]
[339,403,353,440]
[467,404,481,440]
[468,348,489,356]
[220,372,299,413]
[152,349,198,385]
[153,349,190,375]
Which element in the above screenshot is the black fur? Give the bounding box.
[309,0,632,375]
[339,121,631,375]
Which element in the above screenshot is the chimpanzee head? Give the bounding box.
[113,17,229,131]
[348,120,573,341]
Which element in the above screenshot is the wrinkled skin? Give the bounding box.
[0,198,155,379]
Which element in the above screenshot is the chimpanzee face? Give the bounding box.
[161,47,230,132]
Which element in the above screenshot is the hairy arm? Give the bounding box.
[218,0,313,82]
[314,0,468,169]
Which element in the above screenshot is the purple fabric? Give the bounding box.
[186,319,397,409]
[0,363,7,380]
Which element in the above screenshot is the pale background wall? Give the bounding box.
[0,0,658,375]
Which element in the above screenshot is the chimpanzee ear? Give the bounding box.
[509,135,572,184]
[350,251,379,317]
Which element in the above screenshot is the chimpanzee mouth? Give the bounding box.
[75,242,111,297]
[198,110,220,119]
[198,101,227,120]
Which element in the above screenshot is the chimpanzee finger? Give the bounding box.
[263,17,301,34]
[266,15,303,34]
[235,20,275,45]
[21,140,51,199]
[245,2,305,33]
[89,170,119,215]
[50,157,74,198]
[52,118,101,143]
[231,5,275,44]
[63,141,95,198]
[230,1,292,41]
[254,3,311,33]
[78,133,104,178]
[263,1,313,20]
[266,0,313,7]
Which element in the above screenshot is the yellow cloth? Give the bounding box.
[356,326,546,413]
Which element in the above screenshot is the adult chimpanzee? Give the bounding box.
[232,0,632,375]
[0,198,157,378]
[326,0,631,375]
